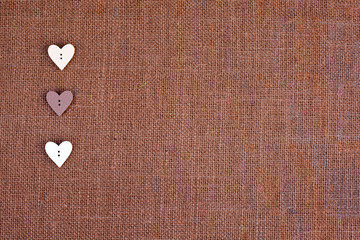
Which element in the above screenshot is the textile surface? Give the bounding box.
[1,1,360,239]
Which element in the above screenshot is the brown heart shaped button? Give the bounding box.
[46,91,73,116]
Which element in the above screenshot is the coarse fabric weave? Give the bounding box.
[1,1,360,239]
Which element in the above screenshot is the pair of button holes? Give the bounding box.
[60,53,62,60]
[58,150,60,157]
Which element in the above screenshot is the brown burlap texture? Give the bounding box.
[1,1,360,239]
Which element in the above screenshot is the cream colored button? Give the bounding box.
[48,44,75,70]
[45,141,72,167]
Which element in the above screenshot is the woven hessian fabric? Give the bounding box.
[2,1,360,239]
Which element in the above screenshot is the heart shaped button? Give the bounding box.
[46,91,73,116]
[45,141,72,167]
[48,44,75,70]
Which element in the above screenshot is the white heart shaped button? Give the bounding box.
[48,44,75,70]
[45,141,72,167]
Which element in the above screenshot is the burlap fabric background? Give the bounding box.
[1,1,360,239]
